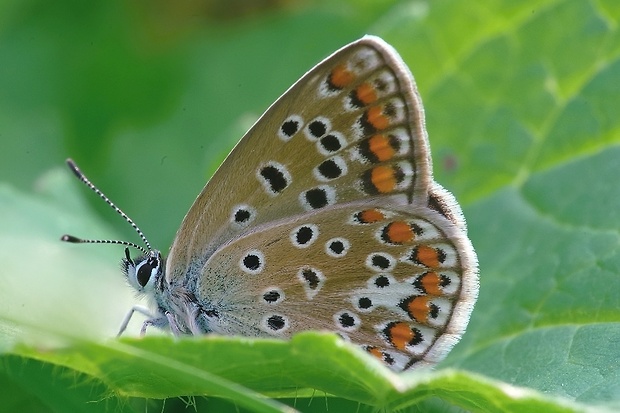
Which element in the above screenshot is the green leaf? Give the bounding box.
[2,0,620,412]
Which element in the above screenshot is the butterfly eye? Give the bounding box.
[136,259,155,287]
[125,251,162,291]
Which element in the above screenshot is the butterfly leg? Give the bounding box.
[140,314,171,336]
[117,305,165,336]
[164,311,183,336]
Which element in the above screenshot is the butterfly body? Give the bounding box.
[66,36,478,372]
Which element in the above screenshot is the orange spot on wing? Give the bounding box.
[367,346,383,360]
[386,221,414,243]
[406,296,430,324]
[356,82,378,105]
[367,106,390,130]
[358,208,385,223]
[329,64,355,89]
[368,135,396,162]
[415,245,440,268]
[370,165,397,193]
[388,322,414,350]
[420,272,443,296]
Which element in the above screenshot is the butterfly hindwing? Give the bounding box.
[188,201,476,371]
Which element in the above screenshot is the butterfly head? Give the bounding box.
[122,248,163,294]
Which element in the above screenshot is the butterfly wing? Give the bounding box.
[163,36,478,371]
[166,36,433,283]
[191,198,477,371]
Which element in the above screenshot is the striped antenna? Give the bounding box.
[60,158,151,255]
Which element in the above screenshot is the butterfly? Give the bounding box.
[63,35,478,372]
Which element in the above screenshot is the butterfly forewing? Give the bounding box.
[160,36,478,372]
[167,37,431,283]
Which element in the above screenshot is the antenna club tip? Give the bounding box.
[65,159,82,178]
[61,234,81,243]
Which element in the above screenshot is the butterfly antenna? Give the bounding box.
[60,158,152,254]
